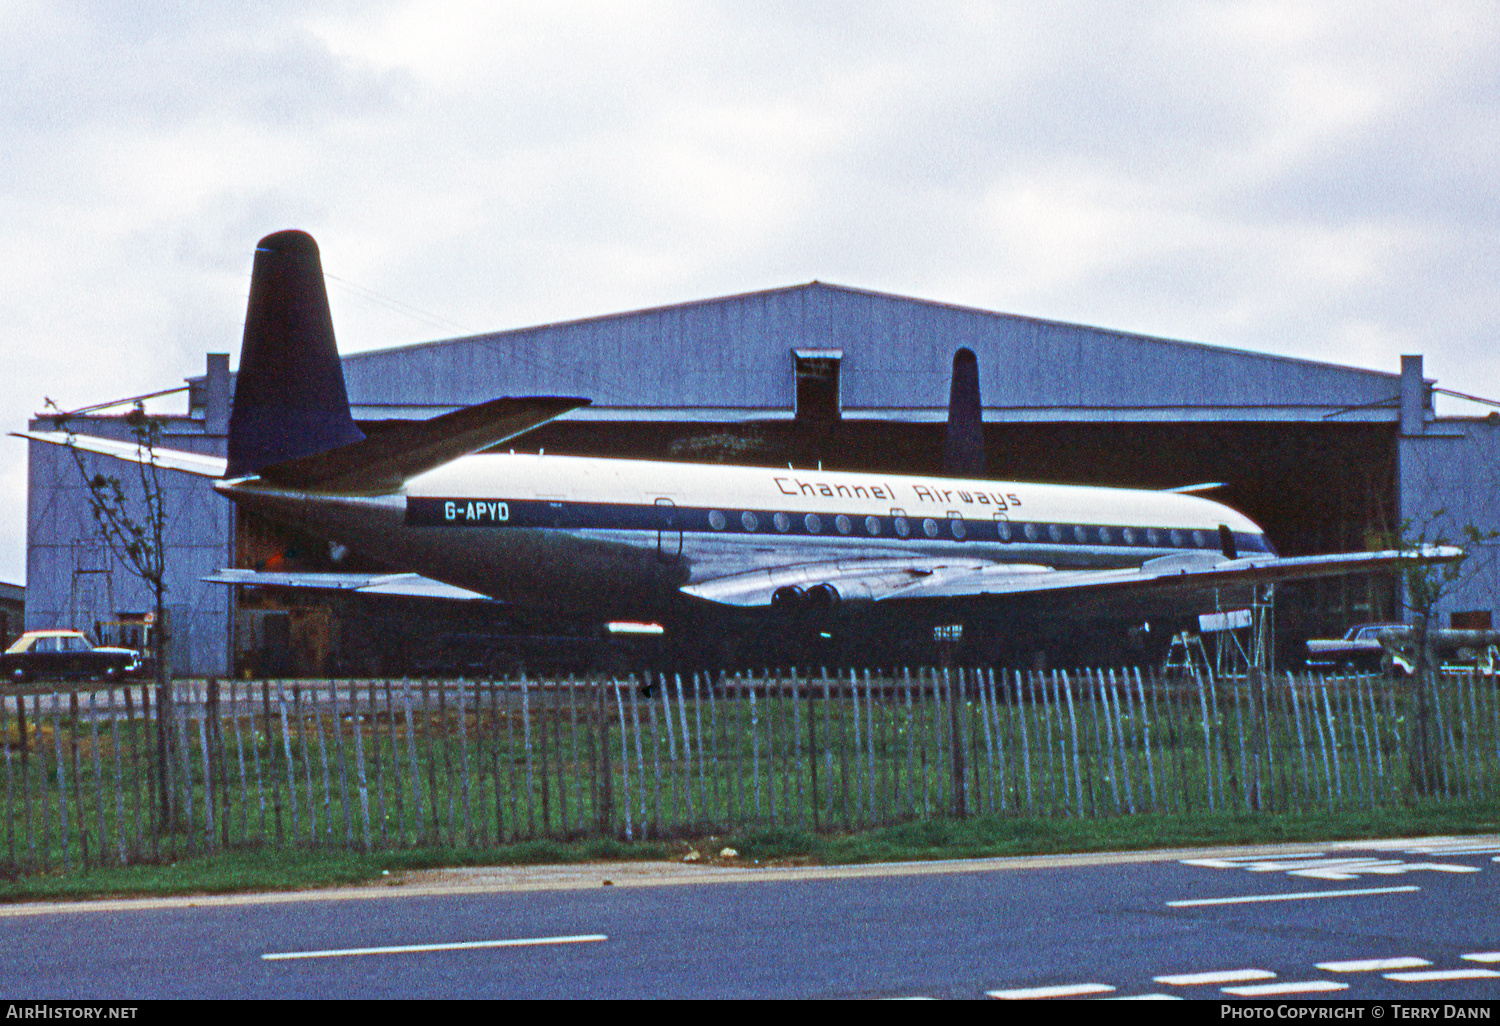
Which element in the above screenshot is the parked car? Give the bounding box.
[1303,623,1407,673]
[1374,627,1500,677]
[1,630,141,684]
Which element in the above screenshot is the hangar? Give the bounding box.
[22,280,1500,675]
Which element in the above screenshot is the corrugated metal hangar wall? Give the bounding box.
[24,282,1499,674]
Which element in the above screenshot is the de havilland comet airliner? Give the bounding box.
[17,230,1460,663]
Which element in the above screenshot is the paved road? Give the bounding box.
[1,836,1497,1000]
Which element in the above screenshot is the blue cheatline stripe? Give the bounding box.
[404,497,1273,555]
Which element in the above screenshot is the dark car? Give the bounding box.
[1,630,141,684]
[1303,622,1407,673]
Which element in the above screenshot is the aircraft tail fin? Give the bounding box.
[942,347,985,477]
[225,230,366,478]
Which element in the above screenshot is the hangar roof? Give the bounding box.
[223,281,1421,425]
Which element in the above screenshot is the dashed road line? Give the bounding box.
[1182,855,1478,880]
[1383,968,1500,983]
[1462,952,1500,963]
[986,983,1116,1000]
[1154,969,1276,986]
[262,933,608,961]
[1222,980,1349,997]
[1167,885,1419,907]
[1316,957,1431,973]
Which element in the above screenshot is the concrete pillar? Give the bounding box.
[205,353,231,436]
[1400,355,1427,436]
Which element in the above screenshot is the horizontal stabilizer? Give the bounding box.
[12,431,229,478]
[203,569,491,601]
[1162,482,1226,494]
[255,395,590,494]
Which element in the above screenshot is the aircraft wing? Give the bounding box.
[202,569,492,601]
[13,431,229,478]
[679,546,1463,608]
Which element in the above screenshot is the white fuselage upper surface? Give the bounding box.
[228,451,1273,619]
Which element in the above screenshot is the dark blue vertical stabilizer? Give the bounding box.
[226,230,366,478]
[943,347,985,478]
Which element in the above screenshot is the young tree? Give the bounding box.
[47,400,179,827]
[1390,513,1497,795]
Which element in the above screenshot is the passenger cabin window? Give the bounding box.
[793,348,842,422]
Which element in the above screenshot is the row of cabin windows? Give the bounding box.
[702,510,1243,549]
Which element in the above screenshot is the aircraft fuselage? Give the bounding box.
[219,451,1272,622]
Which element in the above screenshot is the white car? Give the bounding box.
[1,630,142,684]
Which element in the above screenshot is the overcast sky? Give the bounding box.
[4,1,1497,585]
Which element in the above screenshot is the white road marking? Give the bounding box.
[1462,952,1500,963]
[1316,957,1431,973]
[1222,980,1349,997]
[1182,855,1476,880]
[986,983,1116,999]
[1383,968,1500,983]
[1181,853,1326,868]
[1349,838,1500,856]
[1154,969,1276,986]
[1167,885,1419,907]
[1289,861,1477,881]
[1104,994,1182,1000]
[262,933,608,961]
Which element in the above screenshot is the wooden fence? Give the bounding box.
[1,667,1497,871]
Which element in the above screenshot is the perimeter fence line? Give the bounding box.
[1,666,1496,872]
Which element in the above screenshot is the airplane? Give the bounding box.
[16,229,1462,668]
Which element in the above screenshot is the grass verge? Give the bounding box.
[2,801,1495,903]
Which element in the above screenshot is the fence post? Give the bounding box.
[196,701,215,852]
[352,704,372,853]
[569,677,582,836]
[313,696,333,846]
[609,680,627,840]
[674,675,694,828]
[329,684,353,847]
[1192,670,1215,812]
[1061,671,1082,815]
[707,673,722,828]
[693,674,709,829]
[3,746,13,869]
[400,683,425,843]
[456,680,473,845]
[1108,669,1134,815]
[108,689,128,864]
[902,669,916,818]
[88,692,107,864]
[51,703,70,870]
[277,688,298,846]
[791,671,804,829]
